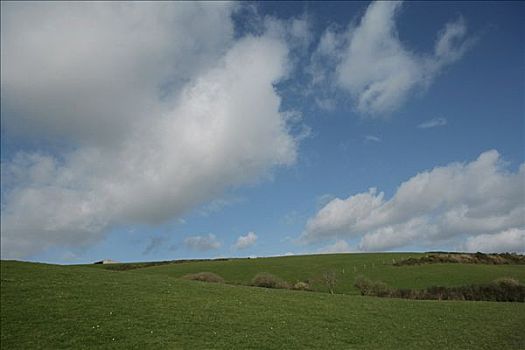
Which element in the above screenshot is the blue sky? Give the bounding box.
[1,1,524,264]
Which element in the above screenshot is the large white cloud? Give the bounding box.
[301,150,525,253]
[1,2,235,145]
[1,2,299,259]
[310,1,473,115]
[464,228,525,254]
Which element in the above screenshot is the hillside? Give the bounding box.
[2,253,525,349]
[95,253,525,295]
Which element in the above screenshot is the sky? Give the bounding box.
[1,1,524,264]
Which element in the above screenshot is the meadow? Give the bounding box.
[99,253,525,294]
[1,253,524,349]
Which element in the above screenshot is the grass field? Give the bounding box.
[96,253,525,294]
[2,253,525,349]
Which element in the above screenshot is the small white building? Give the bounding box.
[93,259,119,264]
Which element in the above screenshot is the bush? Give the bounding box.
[182,272,224,283]
[251,272,290,289]
[355,276,525,302]
[394,252,525,266]
[292,281,311,291]
[371,280,391,297]
[354,275,373,295]
[487,278,525,301]
[390,288,425,300]
[493,277,520,287]
[354,275,392,297]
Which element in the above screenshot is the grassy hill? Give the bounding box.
[96,253,525,294]
[2,253,525,349]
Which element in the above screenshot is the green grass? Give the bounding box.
[99,253,525,295]
[2,254,525,349]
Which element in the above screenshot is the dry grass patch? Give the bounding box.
[182,272,225,283]
[292,281,311,291]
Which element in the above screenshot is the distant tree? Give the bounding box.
[322,270,338,295]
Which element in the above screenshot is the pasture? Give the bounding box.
[1,253,524,349]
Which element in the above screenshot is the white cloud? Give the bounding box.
[304,188,384,240]
[364,135,382,143]
[434,17,473,66]
[301,150,525,253]
[315,97,337,111]
[418,117,448,129]
[184,234,221,251]
[464,228,525,254]
[0,3,300,259]
[263,14,312,52]
[317,240,353,254]
[233,232,258,250]
[358,218,438,252]
[308,26,345,87]
[311,1,473,115]
[1,1,235,145]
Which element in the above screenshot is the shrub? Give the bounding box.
[370,280,391,297]
[355,276,525,302]
[354,275,392,297]
[354,275,373,295]
[251,272,290,289]
[292,281,311,291]
[492,277,520,287]
[487,278,525,302]
[182,272,224,283]
[394,252,525,266]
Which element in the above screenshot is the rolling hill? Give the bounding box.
[2,253,524,349]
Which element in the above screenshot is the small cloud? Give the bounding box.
[143,236,169,255]
[364,135,382,143]
[284,251,295,256]
[315,97,336,111]
[184,234,221,251]
[233,232,257,250]
[418,117,447,129]
[198,197,244,217]
[282,211,300,225]
[317,240,353,254]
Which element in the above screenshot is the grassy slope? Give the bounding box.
[2,257,525,349]
[112,253,525,294]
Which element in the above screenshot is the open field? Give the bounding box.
[2,253,525,349]
[95,253,525,294]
